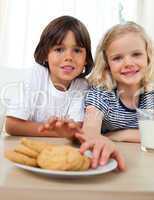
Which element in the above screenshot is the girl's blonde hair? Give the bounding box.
[89,21,154,91]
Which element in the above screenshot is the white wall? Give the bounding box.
[0,67,31,100]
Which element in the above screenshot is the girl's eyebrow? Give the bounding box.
[108,48,144,58]
[131,49,144,52]
[108,53,122,58]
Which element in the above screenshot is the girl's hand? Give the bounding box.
[38,117,83,139]
[75,133,126,171]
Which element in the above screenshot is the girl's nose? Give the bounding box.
[124,56,133,66]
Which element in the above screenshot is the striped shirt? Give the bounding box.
[85,86,154,134]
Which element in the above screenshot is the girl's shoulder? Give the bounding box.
[88,86,116,98]
[141,89,154,97]
[140,89,154,108]
[86,86,117,106]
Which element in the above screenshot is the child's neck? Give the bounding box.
[50,76,71,91]
[117,84,141,109]
[53,83,70,91]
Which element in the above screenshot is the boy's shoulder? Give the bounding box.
[72,78,89,90]
[31,63,48,74]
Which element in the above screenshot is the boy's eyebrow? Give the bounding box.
[53,44,84,48]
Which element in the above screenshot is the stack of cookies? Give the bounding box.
[5,138,91,171]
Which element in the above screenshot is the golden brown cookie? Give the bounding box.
[79,156,91,171]
[5,150,37,167]
[63,146,84,171]
[21,138,55,153]
[14,144,39,158]
[37,145,90,171]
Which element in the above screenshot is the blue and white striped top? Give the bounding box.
[85,86,154,134]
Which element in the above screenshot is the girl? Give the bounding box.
[77,22,154,154]
[5,16,125,170]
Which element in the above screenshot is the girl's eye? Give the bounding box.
[132,52,142,57]
[112,56,122,61]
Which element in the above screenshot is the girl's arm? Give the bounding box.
[75,106,126,171]
[105,129,140,143]
[82,105,104,138]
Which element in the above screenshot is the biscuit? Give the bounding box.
[5,150,37,167]
[37,147,70,170]
[14,144,39,158]
[37,145,90,171]
[21,138,55,153]
[63,146,84,171]
[79,156,91,171]
[5,138,91,171]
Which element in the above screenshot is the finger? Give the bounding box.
[38,123,51,132]
[79,140,94,154]
[42,117,56,130]
[48,117,58,126]
[75,133,86,143]
[91,144,102,168]
[65,119,78,129]
[55,120,65,128]
[112,150,126,171]
[44,123,51,129]
[67,119,77,128]
[38,124,45,132]
[99,144,112,166]
[68,122,76,129]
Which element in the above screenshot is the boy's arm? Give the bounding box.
[5,116,82,138]
[5,117,58,137]
[105,129,140,143]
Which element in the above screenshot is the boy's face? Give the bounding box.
[47,31,87,90]
[106,33,148,90]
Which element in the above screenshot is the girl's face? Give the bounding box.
[106,33,148,89]
[47,31,86,90]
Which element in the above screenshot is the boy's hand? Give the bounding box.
[75,133,126,171]
[38,117,82,139]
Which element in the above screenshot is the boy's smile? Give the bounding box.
[60,65,75,73]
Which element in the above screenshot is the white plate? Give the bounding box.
[14,159,117,178]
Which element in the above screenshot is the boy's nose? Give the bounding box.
[64,49,73,61]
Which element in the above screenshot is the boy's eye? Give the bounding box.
[74,47,82,53]
[54,47,64,52]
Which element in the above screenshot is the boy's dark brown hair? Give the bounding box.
[34,15,93,78]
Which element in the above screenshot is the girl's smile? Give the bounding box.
[121,66,140,76]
